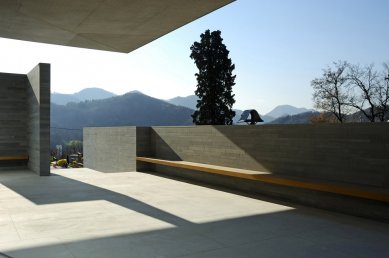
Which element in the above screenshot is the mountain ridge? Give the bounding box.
[51,87,116,105]
[265,105,315,119]
[165,94,313,122]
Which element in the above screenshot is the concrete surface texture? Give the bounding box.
[27,64,51,176]
[0,168,388,258]
[84,125,389,188]
[84,127,137,172]
[0,64,50,176]
[84,125,389,220]
[0,0,233,53]
[145,125,389,188]
[0,73,28,157]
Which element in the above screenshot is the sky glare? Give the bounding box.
[0,0,388,113]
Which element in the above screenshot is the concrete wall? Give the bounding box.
[84,124,389,188]
[136,127,154,172]
[146,124,389,221]
[148,124,389,188]
[83,124,389,221]
[27,63,51,176]
[83,127,137,172]
[0,73,28,157]
[0,64,50,175]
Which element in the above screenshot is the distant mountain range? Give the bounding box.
[51,89,317,131]
[50,91,193,148]
[167,95,198,110]
[165,95,314,123]
[269,111,320,124]
[167,95,244,123]
[52,89,316,119]
[51,88,116,105]
[51,91,193,129]
[265,105,315,119]
[50,87,387,149]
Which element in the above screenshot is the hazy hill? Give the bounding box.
[166,94,270,123]
[265,105,315,119]
[51,91,193,129]
[73,88,116,101]
[166,95,319,123]
[51,93,80,105]
[51,88,116,105]
[269,111,320,124]
[167,95,198,109]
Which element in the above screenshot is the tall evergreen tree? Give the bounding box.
[190,30,236,125]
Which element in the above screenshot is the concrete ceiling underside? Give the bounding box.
[0,0,233,53]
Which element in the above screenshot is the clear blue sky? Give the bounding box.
[0,0,388,113]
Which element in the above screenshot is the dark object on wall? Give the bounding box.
[238,109,264,125]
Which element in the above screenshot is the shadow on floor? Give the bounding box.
[2,210,389,258]
[0,170,191,227]
[1,170,389,257]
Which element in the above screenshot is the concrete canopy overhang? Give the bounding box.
[0,0,234,53]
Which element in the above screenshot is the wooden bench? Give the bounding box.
[136,157,389,203]
[0,155,29,161]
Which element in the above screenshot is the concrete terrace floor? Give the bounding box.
[0,169,388,258]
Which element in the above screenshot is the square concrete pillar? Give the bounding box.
[27,63,51,176]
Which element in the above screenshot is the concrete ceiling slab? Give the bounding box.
[0,0,234,53]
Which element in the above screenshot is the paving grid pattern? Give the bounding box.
[0,168,388,258]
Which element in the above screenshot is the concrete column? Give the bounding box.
[27,63,51,176]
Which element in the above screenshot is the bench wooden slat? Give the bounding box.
[136,157,389,203]
[0,155,29,161]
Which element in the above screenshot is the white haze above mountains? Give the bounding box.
[51,88,315,122]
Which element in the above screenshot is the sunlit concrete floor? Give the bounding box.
[0,168,388,258]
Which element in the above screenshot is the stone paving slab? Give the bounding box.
[0,168,388,258]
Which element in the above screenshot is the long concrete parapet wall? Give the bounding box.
[84,124,389,221]
[84,124,389,188]
[149,124,389,188]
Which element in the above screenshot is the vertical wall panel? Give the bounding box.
[84,127,137,172]
[0,73,28,157]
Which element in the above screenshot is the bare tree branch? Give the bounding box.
[311,61,350,123]
[346,64,379,122]
[376,62,389,122]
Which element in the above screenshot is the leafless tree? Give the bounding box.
[376,62,389,122]
[311,61,351,123]
[346,64,380,122]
